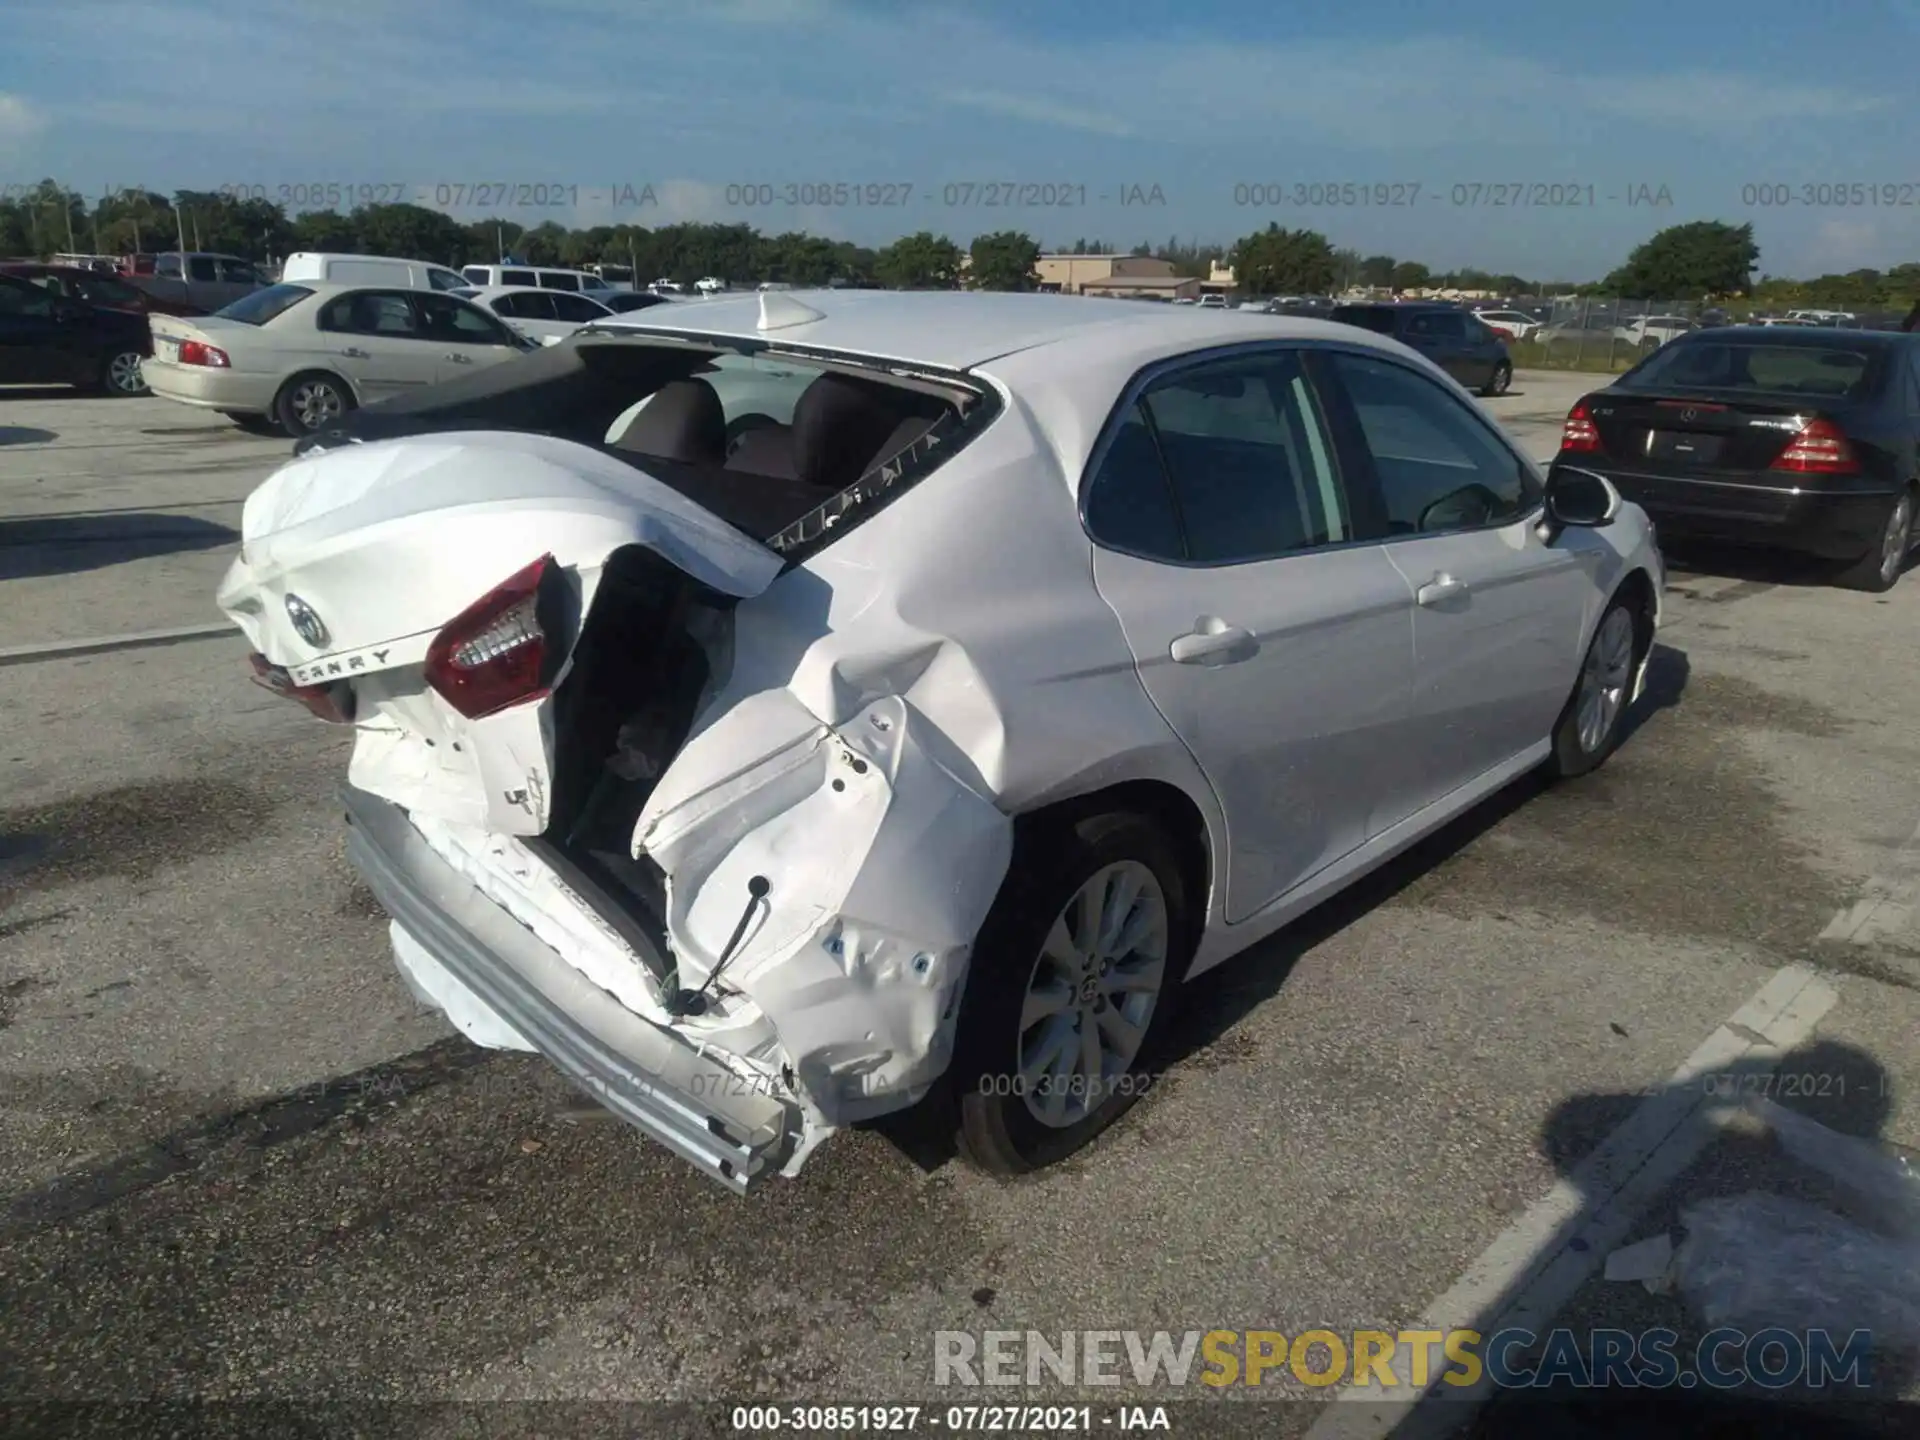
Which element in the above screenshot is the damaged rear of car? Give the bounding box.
[220,310,1030,1190]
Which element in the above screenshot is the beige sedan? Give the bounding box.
[144,280,536,435]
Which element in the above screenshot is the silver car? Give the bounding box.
[220,291,1664,1190]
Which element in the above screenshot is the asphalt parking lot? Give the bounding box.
[3,374,1918,1437]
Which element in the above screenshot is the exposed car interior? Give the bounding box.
[302,337,974,546]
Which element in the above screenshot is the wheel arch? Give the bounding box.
[1009,778,1214,967]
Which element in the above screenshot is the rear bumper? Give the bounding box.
[1590,467,1901,560]
[142,362,278,413]
[342,786,802,1193]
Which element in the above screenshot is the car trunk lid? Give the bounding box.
[1581,389,1855,478]
[216,431,783,832]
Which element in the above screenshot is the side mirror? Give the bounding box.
[1544,463,1621,528]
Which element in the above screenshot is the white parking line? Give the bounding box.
[1819,815,1920,949]
[1304,963,1839,1440]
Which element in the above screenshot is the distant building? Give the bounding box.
[1036,253,1186,296]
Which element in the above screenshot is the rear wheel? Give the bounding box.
[1833,489,1914,594]
[1547,595,1642,779]
[1480,362,1512,397]
[953,811,1190,1176]
[274,373,354,436]
[98,349,149,396]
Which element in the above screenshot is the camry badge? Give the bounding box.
[285,594,330,648]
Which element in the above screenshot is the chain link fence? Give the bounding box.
[1499,297,1912,372]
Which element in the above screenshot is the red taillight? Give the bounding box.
[178,339,230,367]
[247,653,353,723]
[425,555,563,720]
[1561,400,1602,453]
[1770,417,1858,475]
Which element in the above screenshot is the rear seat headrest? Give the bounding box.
[611,378,726,465]
[791,373,908,489]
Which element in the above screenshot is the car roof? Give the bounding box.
[592,289,1428,371]
[461,284,604,300]
[1679,325,1905,348]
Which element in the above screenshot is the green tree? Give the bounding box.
[1389,260,1430,291]
[292,210,362,252]
[1229,224,1337,296]
[1603,221,1757,299]
[874,231,963,289]
[968,230,1040,291]
[1357,254,1397,287]
[351,203,471,264]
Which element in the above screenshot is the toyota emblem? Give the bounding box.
[284,594,330,648]
[1680,408,1697,422]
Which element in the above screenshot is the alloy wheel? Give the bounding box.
[1016,860,1169,1129]
[1576,607,1636,754]
[106,351,147,394]
[291,380,344,431]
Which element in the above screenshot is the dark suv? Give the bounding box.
[1328,302,1513,396]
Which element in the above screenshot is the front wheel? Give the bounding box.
[953,811,1190,1176]
[1547,597,1641,779]
[1480,362,1512,397]
[1833,489,1913,594]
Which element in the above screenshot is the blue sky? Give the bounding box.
[2,0,1915,280]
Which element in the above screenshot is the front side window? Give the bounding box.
[320,291,419,336]
[0,276,55,317]
[416,292,514,344]
[538,271,582,292]
[156,255,183,278]
[429,268,467,291]
[187,256,218,283]
[501,268,536,287]
[462,266,490,285]
[218,259,261,284]
[1326,352,1534,534]
[551,292,609,322]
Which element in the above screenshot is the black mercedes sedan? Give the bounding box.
[1556,326,1920,591]
[0,272,154,395]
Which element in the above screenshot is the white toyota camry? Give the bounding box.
[218,291,1664,1191]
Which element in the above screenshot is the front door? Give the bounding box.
[1318,349,1597,815]
[313,289,444,402]
[414,292,525,380]
[1084,347,1418,923]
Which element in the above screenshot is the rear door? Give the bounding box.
[1402,310,1479,386]
[314,289,443,401]
[1318,348,1593,813]
[1084,345,1418,922]
[414,292,525,379]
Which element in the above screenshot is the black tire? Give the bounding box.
[1832,488,1914,594]
[1480,362,1512,397]
[1546,590,1646,780]
[273,372,355,436]
[953,810,1191,1177]
[221,410,284,436]
[98,348,149,396]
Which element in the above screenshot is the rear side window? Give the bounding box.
[1405,311,1466,340]
[1624,340,1875,399]
[1084,404,1184,559]
[429,268,467,291]
[462,266,489,284]
[1085,351,1349,564]
[319,291,418,335]
[1331,306,1397,335]
[216,283,313,325]
[501,268,536,286]
[416,292,514,344]
[218,258,261,285]
[188,256,219,282]
[0,276,55,316]
[538,271,581,291]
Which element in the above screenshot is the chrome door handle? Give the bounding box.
[340,347,369,358]
[1170,619,1258,665]
[444,352,472,363]
[1417,573,1470,606]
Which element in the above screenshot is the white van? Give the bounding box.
[459,264,619,298]
[279,253,470,291]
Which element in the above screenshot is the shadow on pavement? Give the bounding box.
[0,513,238,580]
[876,638,1692,1173]
[1463,1038,1915,1437]
[0,427,57,446]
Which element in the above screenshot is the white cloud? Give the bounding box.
[943,90,1136,138]
[0,92,47,143]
